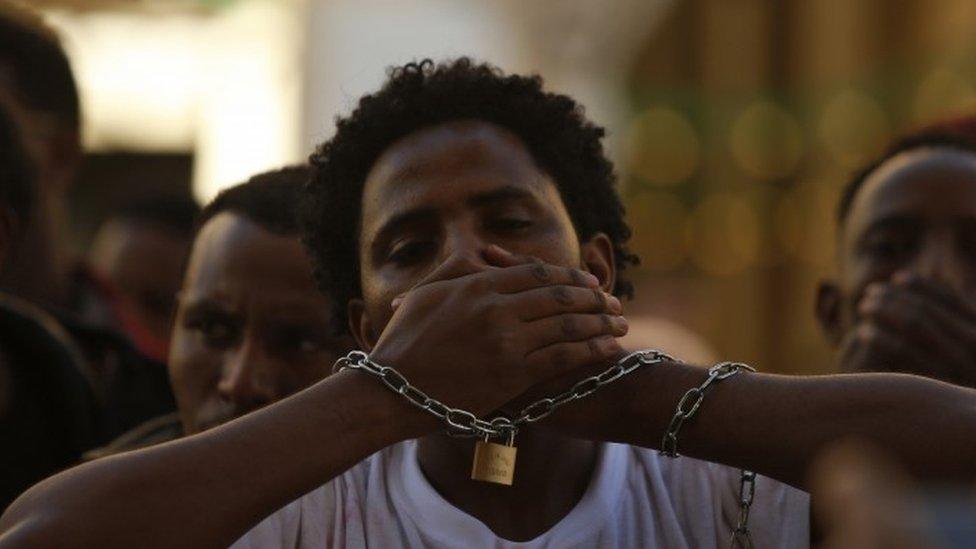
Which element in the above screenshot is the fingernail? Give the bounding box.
[615,316,629,333]
[607,294,622,314]
[584,272,600,287]
[391,296,404,310]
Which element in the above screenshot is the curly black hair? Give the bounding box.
[198,165,310,237]
[838,132,976,226]
[302,58,637,331]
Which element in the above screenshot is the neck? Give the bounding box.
[416,428,599,542]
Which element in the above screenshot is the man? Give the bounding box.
[86,166,354,457]
[817,128,976,388]
[86,196,199,364]
[0,102,96,511]
[0,2,175,438]
[3,59,976,548]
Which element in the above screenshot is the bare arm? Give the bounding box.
[546,360,976,489]
[0,258,619,548]
[0,371,417,548]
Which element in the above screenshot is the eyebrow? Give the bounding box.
[371,185,538,247]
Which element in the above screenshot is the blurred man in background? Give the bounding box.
[0,1,177,439]
[87,166,354,458]
[817,119,976,388]
[86,196,199,364]
[0,101,96,511]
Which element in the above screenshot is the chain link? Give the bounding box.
[660,361,755,458]
[730,470,756,549]
[333,349,673,440]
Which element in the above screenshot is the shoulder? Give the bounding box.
[83,412,183,460]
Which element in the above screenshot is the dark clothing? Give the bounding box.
[0,294,98,511]
[59,264,176,441]
[55,312,175,441]
[83,412,182,461]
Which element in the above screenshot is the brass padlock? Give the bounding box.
[470,430,517,486]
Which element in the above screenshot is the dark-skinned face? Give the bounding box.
[169,212,353,434]
[351,120,607,347]
[88,219,191,359]
[818,147,976,359]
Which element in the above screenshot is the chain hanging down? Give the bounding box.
[730,470,756,549]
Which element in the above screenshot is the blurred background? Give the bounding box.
[32,0,976,374]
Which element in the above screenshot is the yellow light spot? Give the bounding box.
[627,107,699,187]
[819,90,889,169]
[730,101,803,180]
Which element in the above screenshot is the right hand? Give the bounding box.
[368,246,628,433]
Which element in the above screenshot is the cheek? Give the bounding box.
[168,331,220,415]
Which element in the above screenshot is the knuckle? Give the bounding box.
[560,315,579,337]
[550,285,575,306]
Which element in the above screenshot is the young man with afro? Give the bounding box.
[3,59,976,548]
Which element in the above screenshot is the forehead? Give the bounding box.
[846,147,976,235]
[184,212,323,303]
[360,120,563,234]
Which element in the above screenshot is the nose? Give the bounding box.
[910,232,966,293]
[439,222,491,269]
[216,336,278,412]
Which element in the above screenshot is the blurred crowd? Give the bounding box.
[0,2,974,548]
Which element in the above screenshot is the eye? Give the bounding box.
[185,313,240,349]
[861,233,917,263]
[387,239,436,266]
[271,326,326,355]
[487,217,533,233]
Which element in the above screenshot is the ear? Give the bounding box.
[348,298,377,351]
[816,280,845,347]
[580,232,615,293]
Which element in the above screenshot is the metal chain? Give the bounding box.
[333,349,674,440]
[660,361,755,458]
[730,470,756,549]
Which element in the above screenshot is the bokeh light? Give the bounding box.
[819,89,889,169]
[913,67,976,123]
[729,100,804,180]
[627,106,699,187]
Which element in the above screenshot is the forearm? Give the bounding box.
[0,370,421,548]
[550,361,976,489]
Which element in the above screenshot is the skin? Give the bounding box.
[352,121,626,540]
[818,148,976,387]
[169,212,353,435]
[2,121,976,549]
[88,219,192,358]
[0,86,79,310]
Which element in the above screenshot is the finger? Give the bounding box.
[892,272,976,323]
[489,262,600,294]
[520,313,628,351]
[860,288,975,364]
[842,322,944,378]
[524,335,624,380]
[506,285,621,321]
[482,244,537,268]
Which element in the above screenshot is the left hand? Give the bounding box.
[850,273,976,388]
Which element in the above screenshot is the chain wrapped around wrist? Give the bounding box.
[660,361,755,458]
[332,348,674,441]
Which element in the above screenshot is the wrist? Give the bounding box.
[330,368,439,442]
